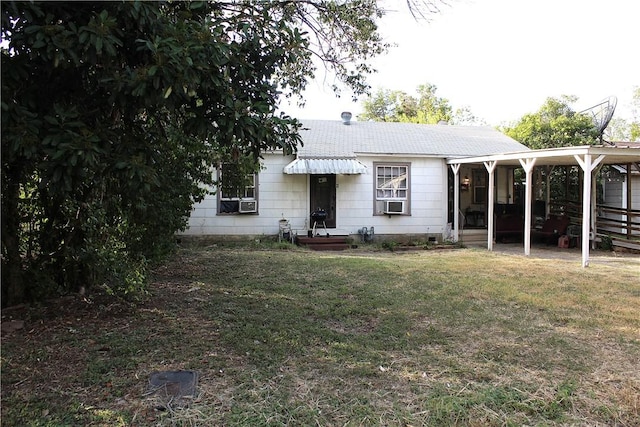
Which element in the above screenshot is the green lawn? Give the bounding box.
[2,245,639,426]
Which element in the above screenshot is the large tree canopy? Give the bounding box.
[358,82,484,125]
[1,0,444,306]
[607,87,640,142]
[501,96,607,204]
[501,96,600,149]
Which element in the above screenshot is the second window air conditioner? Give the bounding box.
[383,200,404,214]
[238,200,257,213]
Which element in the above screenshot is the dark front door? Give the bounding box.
[310,174,336,228]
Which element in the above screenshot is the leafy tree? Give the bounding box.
[451,105,485,126]
[412,83,452,123]
[502,96,599,149]
[358,82,483,125]
[502,96,603,204]
[1,0,444,306]
[357,88,418,121]
[631,87,640,141]
[607,86,640,142]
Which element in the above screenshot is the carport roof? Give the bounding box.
[446,145,640,167]
[447,143,640,268]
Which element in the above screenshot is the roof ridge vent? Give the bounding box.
[341,111,352,125]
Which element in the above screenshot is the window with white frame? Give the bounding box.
[217,164,258,214]
[374,162,410,215]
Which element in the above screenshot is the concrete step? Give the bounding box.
[459,230,488,245]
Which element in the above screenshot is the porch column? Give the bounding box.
[450,164,461,242]
[626,163,632,239]
[519,158,536,256]
[574,154,605,267]
[592,165,603,250]
[543,166,554,216]
[627,162,639,238]
[484,161,497,251]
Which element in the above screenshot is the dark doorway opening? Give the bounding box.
[310,174,336,228]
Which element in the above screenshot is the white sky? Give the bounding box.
[282,0,640,126]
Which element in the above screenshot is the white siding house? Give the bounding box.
[604,142,640,211]
[181,119,529,242]
[602,162,640,237]
[607,165,640,210]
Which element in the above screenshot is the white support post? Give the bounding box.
[450,164,461,242]
[519,158,536,256]
[484,161,497,251]
[623,164,630,237]
[574,154,605,267]
[591,165,603,250]
[544,166,554,216]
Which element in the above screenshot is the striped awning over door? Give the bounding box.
[283,158,367,175]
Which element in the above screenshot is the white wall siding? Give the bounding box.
[604,175,640,210]
[182,153,307,237]
[329,156,447,236]
[182,154,451,239]
[604,180,623,207]
[632,176,640,210]
[601,174,640,236]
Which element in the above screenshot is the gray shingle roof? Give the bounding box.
[298,120,529,158]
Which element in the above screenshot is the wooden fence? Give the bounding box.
[549,200,640,250]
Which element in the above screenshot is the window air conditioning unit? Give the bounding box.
[238,200,257,213]
[384,200,404,214]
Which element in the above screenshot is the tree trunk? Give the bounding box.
[1,174,26,306]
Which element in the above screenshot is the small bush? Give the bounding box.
[598,235,613,251]
[381,241,398,251]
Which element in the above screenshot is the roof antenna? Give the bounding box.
[578,96,617,145]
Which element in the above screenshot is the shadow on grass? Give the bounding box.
[2,247,638,426]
